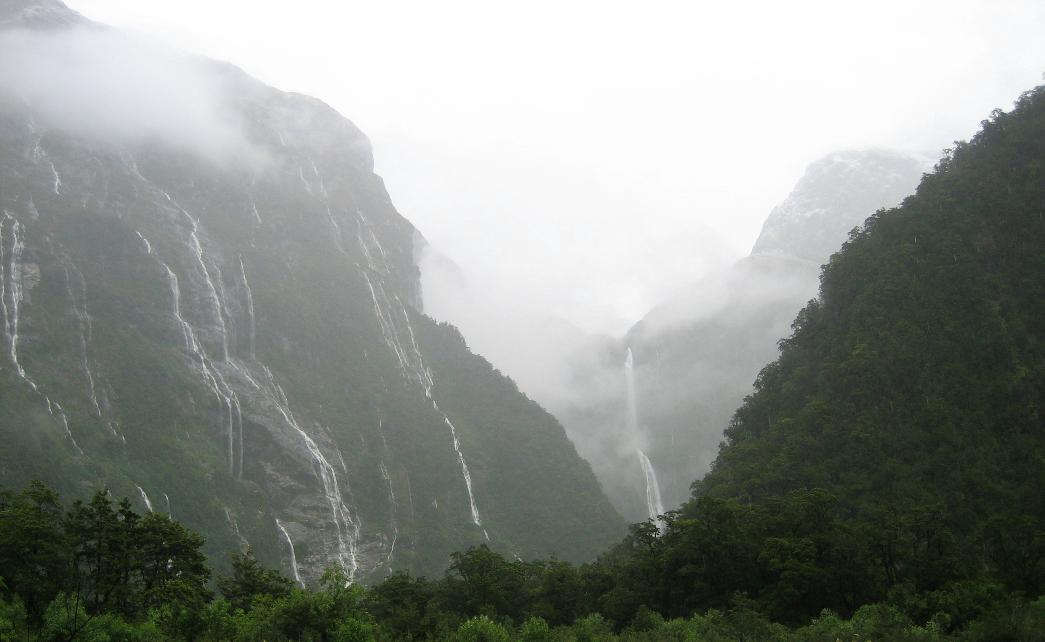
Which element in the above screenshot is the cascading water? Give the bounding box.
[49,162,62,195]
[67,265,101,416]
[158,258,240,476]
[142,221,242,479]
[379,459,398,565]
[179,209,230,362]
[54,404,82,455]
[266,368,361,581]
[238,257,256,360]
[224,507,248,548]
[2,212,29,381]
[136,485,154,512]
[625,348,666,524]
[275,518,305,588]
[358,218,488,540]
[2,213,81,453]
[249,197,262,225]
[637,450,665,523]
[140,200,365,582]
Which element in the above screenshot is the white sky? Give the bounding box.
[65,0,1045,334]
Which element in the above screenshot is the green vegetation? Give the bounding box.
[2,482,1042,640]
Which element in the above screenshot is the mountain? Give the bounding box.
[751,149,928,262]
[658,83,1045,624]
[700,86,1045,521]
[580,150,925,521]
[0,0,623,583]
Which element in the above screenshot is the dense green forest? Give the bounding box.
[1,482,1043,640]
[2,81,1043,642]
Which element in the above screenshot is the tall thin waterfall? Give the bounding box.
[275,519,305,588]
[136,486,154,513]
[637,449,665,523]
[625,348,665,523]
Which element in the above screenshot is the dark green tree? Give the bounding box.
[216,546,292,612]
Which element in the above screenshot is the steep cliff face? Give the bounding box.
[569,150,925,521]
[0,0,622,582]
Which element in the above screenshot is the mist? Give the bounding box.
[65,0,1045,343]
[0,24,264,167]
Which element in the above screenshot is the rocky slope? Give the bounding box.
[0,0,622,582]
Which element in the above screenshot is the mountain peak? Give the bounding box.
[750,148,925,263]
[0,0,84,28]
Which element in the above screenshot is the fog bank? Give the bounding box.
[0,25,264,166]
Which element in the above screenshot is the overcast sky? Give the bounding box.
[65,0,1045,334]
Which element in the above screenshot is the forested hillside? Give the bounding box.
[600,83,1045,635]
[701,80,1045,568]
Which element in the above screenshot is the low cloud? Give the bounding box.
[0,24,265,167]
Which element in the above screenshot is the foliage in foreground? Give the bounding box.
[2,481,1045,641]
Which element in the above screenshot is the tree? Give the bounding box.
[217,546,292,612]
[0,481,71,622]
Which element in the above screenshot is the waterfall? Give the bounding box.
[361,265,488,538]
[625,348,665,524]
[136,485,154,512]
[379,459,398,565]
[249,196,262,225]
[445,416,486,537]
[125,169,370,578]
[160,260,241,476]
[1,213,81,453]
[147,230,241,479]
[636,450,665,523]
[145,209,362,581]
[135,231,152,255]
[50,162,62,195]
[238,257,256,360]
[2,212,29,381]
[275,519,305,588]
[66,264,101,416]
[179,209,229,362]
[163,493,172,518]
[266,370,361,581]
[55,404,82,455]
[224,507,248,548]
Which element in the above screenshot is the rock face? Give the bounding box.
[0,0,622,582]
[751,149,925,262]
[570,149,925,521]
